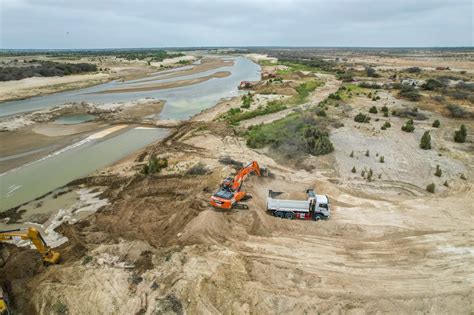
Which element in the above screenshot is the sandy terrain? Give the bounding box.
[150,55,197,67]
[96,71,231,94]
[128,58,234,84]
[0,99,164,172]
[0,73,110,103]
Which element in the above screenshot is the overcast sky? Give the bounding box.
[0,0,472,49]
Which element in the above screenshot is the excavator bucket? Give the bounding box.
[44,251,61,265]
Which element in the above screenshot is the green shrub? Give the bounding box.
[316,109,327,117]
[301,126,334,156]
[350,151,354,157]
[379,156,384,163]
[328,93,341,100]
[422,79,444,90]
[401,119,415,132]
[432,119,440,128]
[54,301,68,315]
[460,173,467,180]
[369,106,378,114]
[365,67,378,77]
[241,93,253,109]
[142,155,168,175]
[365,150,370,157]
[434,165,442,177]
[454,124,467,143]
[383,121,391,129]
[426,183,435,193]
[381,105,389,113]
[226,100,285,124]
[354,113,371,123]
[351,166,356,173]
[420,131,431,149]
[82,255,93,265]
[405,67,422,73]
[367,168,373,181]
[443,180,449,187]
[399,85,421,101]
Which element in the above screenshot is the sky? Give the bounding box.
[0,0,472,49]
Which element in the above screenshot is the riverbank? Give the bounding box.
[0,99,165,173]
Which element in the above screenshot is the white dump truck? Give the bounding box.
[266,189,330,221]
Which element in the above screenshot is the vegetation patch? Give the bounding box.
[245,113,334,157]
[454,125,467,143]
[354,113,371,123]
[0,61,97,81]
[398,85,421,101]
[142,155,168,175]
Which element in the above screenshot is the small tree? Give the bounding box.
[454,124,467,143]
[432,119,440,128]
[365,150,370,157]
[420,131,431,149]
[354,113,371,123]
[460,174,467,180]
[365,66,378,77]
[382,121,391,130]
[350,151,354,158]
[301,127,334,156]
[401,119,415,132]
[379,156,384,163]
[443,180,449,187]
[351,166,357,173]
[369,106,378,114]
[434,165,442,177]
[426,183,435,193]
[367,168,373,181]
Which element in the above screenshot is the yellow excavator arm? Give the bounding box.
[0,227,60,265]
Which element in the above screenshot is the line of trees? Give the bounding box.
[0,61,97,81]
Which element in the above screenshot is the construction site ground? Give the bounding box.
[1,69,473,314]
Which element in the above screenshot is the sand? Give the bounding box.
[96,71,231,94]
[0,73,110,103]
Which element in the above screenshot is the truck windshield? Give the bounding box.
[319,203,328,209]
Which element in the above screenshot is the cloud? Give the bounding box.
[0,0,472,48]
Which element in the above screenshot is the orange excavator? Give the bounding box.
[210,161,261,210]
[0,227,60,265]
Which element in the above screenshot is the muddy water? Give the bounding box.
[54,114,96,125]
[0,127,169,211]
[0,57,260,119]
[0,57,260,212]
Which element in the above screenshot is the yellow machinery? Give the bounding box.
[0,227,60,265]
[0,286,10,315]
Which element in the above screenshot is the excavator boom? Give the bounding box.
[210,161,262,209]
[0,228,60,265]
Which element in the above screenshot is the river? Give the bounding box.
[0,56,260,211]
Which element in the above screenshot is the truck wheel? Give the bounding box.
[285,212,294,220]
[314,214,322,221]
[275,211,284,218]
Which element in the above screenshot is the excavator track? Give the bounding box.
[233,203,249,210]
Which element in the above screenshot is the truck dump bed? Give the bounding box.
[267,199,310,212]
[266,190,311,212]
